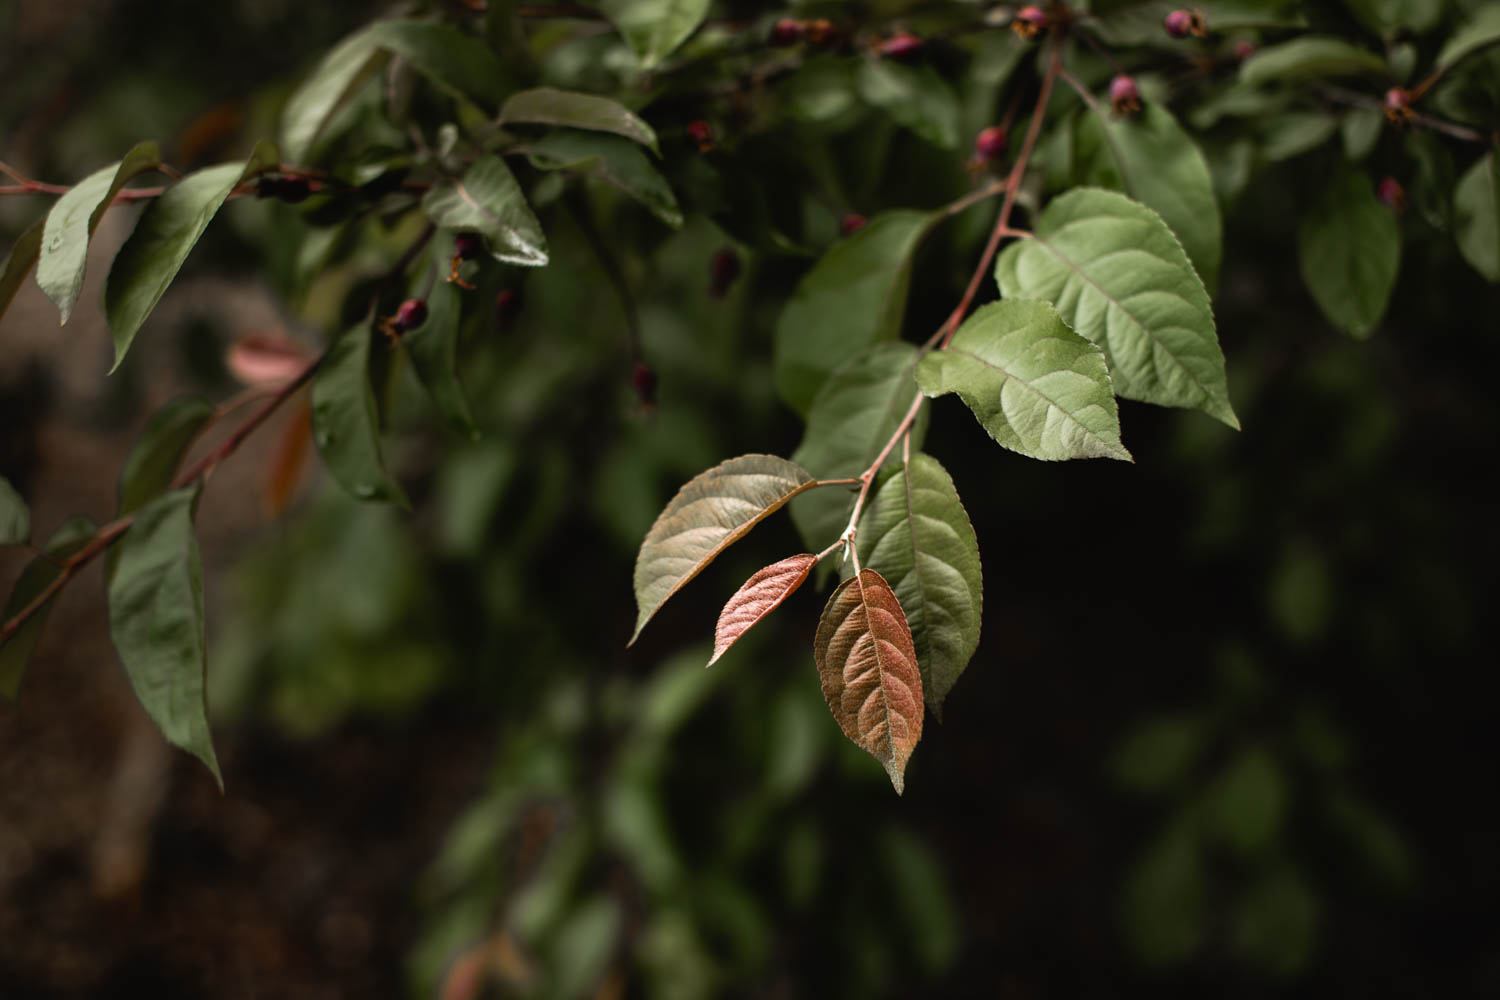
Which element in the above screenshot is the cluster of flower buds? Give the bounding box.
[448,232,483,289]
[1109,75,1143,117]
[769,17,836,47]
[1163,9,1208,38]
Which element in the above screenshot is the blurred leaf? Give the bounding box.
[1205,745,1285,853]
[117,396,215,516]
[917,299,1130,461]
[106,486,221,788]
[265,401,313,517]
[280,24,388,162]
[1074,102,1222,289]
[0,220,44,325]
[1436,4,1500,71]
[880,826,960,974]
[858,59,961,151]
[1298,166,1400,337]
[423,155,548,267]
[36,141,161,325]
[631,455,816,643]
[1239,37,1387,85]
[105,141,279,370]
[775,210,933,415]
[710,554,817,666]
[1257,111,1340,162]
[549,896,621,999]
[1,517,96,701]
[1113,714,1208,793]
[501,87,659,155]
[1340,107,1383,161]
[790,343,928,555]
[311,323,410,506]
[995,188,1238,428]
[1406,129,1455,231]
[526,131,683,228]
[855,453,981,720]
[599,0,710,69]
[766,688,827,798]
[1233,867,1320,976]
[1454,151,1500,283]
[404,274,478,439]
[1325,791,1413,889]
[0,476,27,545]
[814,568,924,794]
[1121,820,1206,966]
[1268,538,1331,643]
[364,20,509,109]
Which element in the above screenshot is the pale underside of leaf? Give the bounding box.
[814,568,924,794]
[709,553,817,666]
[632,455,817,644]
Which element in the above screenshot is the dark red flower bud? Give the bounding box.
[393,298,428,332]
[1110,75,1143,117]
[840,213,867,237]
[1376,177,1407,213]
[494,289,520,330]
[878,32,923,61]
[770,18,804,46]
[631,362,658,406]
[973,125,1008,165]
[1163,10,1194,37]
[453,232,483,260]
[686,119,715,153]
[709,248,741,299]
[1012,6,1047,39]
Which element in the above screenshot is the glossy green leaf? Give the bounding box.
[311,323,409,506]
[709,553,817,666]
[1344,0,1442,36]
[0,476,27,545]
[789,343,929,554]
[0,220,45,326]
[280,23,388,162]
[1258,112,1340,162]
[814,568,924,794]
[1,516,96,701]
[1436,4,1500,71]
[774,210,932,415]
[36,141,161,325]
[631,455,817,644]
[855,453,982,718]
[1240,37,1387,85]
[857,59,961,150]
[599,0,710,69]
[118,396,215,516]
[1340,107,1383,161]
[423,155,548,267]
[1455,152,1500,283]
[916,300,1130,462]
[105,141,279,370]
[501,88,659,155]
[1297,167,1400,336]
[995,188,1238,428]
[405,274,479,439]
[1074,102,1222,291]
[106,486,221,788]
[526,131,683,228]
[364,19,508,109]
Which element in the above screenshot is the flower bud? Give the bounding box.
[631,362,658,406]
[840,213,867,237]
[878,32,923,61]
[392,298,427,332]
[1110,75,1143,117]
[686,119,715,153]
[1012,6,1047,40]
[453,232,483,260]
[770,18,804,46]
[1384,87,1414,124]
[1376,177,1407,213]
[973,126,1008,165]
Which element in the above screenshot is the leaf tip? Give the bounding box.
[886,763,906,796]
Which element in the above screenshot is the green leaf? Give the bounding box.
[1073,102,1222,291]
[404,274,479,439]
[1297,167,1400,336]
[598,0,710,69]
[0,219,45,326]
[1257,111,1340,162]
[995,187,1238,428]
[311,322,410,506]
[36,141,161,325]
[631,455,817,644]
[1344,0,1442,36]
[1340,107,1383,162]
[774,210,933,415]
[501,87,660,155]
[814,568,924,794]
[423,155,548,267]
[857,59,961,150]
[1113,713,1208,793]
[106,486,221,787]
[789,343,929,554]
[1455,152,1500,283]
[280,23,388,162]
[105,141,279,370]
[916,300,1130,462]
[117,396,215,516]
[526,131,683,229]
[1240,37,1387,85]
[0,476,28,545]
[364,19,509,109]
[1436,4,1500,71]
[854,453,982,718]
[1205,745,1285,853]
[1,516,96,701]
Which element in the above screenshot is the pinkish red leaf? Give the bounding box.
[227,331,313,386]
[709,553,817,666]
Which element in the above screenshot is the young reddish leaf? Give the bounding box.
[227,331,314,386]
[709,553,817,666]
[265,399,313,517]
[814,568,924,794]
[631,455,816,644]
